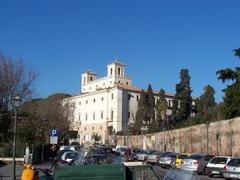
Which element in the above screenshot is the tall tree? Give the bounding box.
[19,93,74,145]
[145,84,156,132]
[172,69,192,125]
[195,85,216,123]
[0,52,38,142]
[217,48,240,119]
[156,88,168,130]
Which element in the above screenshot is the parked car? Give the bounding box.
[145,151,162,165]
[84,154,107,165]
[116,147,129,156]
[113,145,128,152]
[196,154,214,174]
[144,150,159,161]
[134,150,148,161]
[159,153,177,168]
[175,153,190,168]
[205,156,232,178]
[181,154,204,172]
[55,151,84,167]
[223,157,240,179]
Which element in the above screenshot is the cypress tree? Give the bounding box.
[172,69,192,125]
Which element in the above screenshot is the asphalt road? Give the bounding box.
[152,165,224,180]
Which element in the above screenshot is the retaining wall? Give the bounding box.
[117,117,240,156]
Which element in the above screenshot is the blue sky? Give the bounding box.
[0,0,239,102]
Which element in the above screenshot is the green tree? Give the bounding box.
[91,133,101,142]
[217,48,240,119]
[0,105,11,143]
[145,84,156,133]
[156,88,168,130]
[194,85,216,124]
[172,69,192,126]
[19,93,74,145]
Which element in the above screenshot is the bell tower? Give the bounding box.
[81,70,97,92]
[107,59,125,78]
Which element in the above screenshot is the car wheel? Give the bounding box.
[208,174,214,178]
[202,167,207,175]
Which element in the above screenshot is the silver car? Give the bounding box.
[223,157,240,179]
[159,153,177,168]
[181,154,204,172]
[206,156,232,178]
[134,150,148,161]
[146,151,162,164]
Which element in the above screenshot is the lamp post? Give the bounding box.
[205,121,210,154]
[163,128,166,151]
[12,95,21,180]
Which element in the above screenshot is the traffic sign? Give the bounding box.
[50,136,58,144]
[50,129,59,144]
[50,129,59,137]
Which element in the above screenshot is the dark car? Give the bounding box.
[84,154,107,165]
[196,154,214,174]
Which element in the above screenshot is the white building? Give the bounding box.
[67,60,176,144]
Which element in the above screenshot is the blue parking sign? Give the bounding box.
[50,129,59,137]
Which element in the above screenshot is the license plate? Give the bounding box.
[212,171,219,174]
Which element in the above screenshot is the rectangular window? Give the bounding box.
[86,100,88,104]
[93,99,96,103]
[101,111,103,119]
[85,113,88,121]
[128,112,130,118]
[79,114,81,121]
[111,110,114,119]
[93,112,95,120]
[168,100,171,107]
[128,94,131,100]
[137,95,139,101]
[101,97,104,101]
[79,101,81,105]
[111,93,114,99]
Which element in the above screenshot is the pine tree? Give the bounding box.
[195,85,216,123]
[217,48,240,119]
[145,84,156,132]
[172,69,192,125]
[156,88,168,130]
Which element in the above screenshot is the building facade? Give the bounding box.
[67,60,176,144]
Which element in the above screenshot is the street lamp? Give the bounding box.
[12,95,21,180]
[205,121,210,154]
[163,128,166,151]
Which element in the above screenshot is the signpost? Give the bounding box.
[50,129,59,144]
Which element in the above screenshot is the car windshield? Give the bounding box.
[178,154,189,159]
[167,154,177,158]
[65,153,78,160]
[210,157,228,164]
[187,154,203,160]
[228,158,240,166]
[148,150,158,155]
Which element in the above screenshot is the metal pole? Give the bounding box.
[207,126,209,154]
[12,109,17,180]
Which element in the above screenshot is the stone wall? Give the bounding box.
[117,117,240,156]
